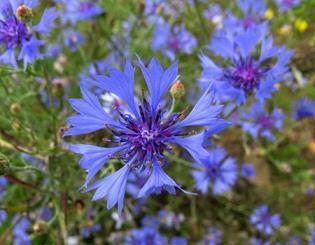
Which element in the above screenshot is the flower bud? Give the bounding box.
[170,80,185,99]
[156,3,164,14]
[16,4,33,22]
[10,103,21,114]
[278,24,292,36]
[309,141,315,155]
[33,221,46,233]
[139,0,145,12]
[11,120,21,131]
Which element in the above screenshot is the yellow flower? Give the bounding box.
[295,19,308,32]
[264,8,274,19]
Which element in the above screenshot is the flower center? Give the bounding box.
[257,115,273,129]
[225,58,264,92]
[168,37,180,52]
[16,4,33,22]
[242,16,256,28]
[0,16,29,48]
[283,0,294,7]
[207,163,221,178]
[79,2,94,12]
[112,99,182,167]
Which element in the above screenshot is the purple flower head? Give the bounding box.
[80,223,101,238]
[65,57,226,214]
[304,187,315,197]
[239,102,284,142]
[158,210,185,229]
[0,0,58,69]
[152,18,197,61]
[192,147,238,195]
[21,152,44,167]
[202,227,223,245]
[0,209,7,225]
[57,0,103,24]
[241,163,255,180]
[250,205,281,235]
[200,28,293,104]
[13,216,31,245]
[125,227,167,245]
[144,0,165,16]
[223,0,267,33]
[40,206,53,222]
[0,176,8,198]
[293,97,315,121]
[141,215,160,230]
[250,237,271,245]
[276,0,300,12]
[310,227,315,245]
[171,236,187,245]
[63,29,85,52]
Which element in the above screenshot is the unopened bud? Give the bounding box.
[156,3,164,14]
[10,103,21,114]
[309,141,315,155]
[33,221,46,233]
[11,120,21,131]
[16,4,33,22]
[74,199,85,214]
[139,0,145,12]
[170,80,185,99]
[278,24,292,36]
[0,153,10,175]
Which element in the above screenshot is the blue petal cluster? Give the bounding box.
[199,28,292,104]
[152,17,197,60]
[0,0,58,69]
[238,102,284,142]
[65,57,225,214]
[192,147,238,195]
[250,205,281,235]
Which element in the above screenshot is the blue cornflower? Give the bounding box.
[57,0,103,24]
[158,210,185,229]
[0,0,58,69]
[80,223,101,238]
[13,216,31,245]
[250,205,281,235]
[200,28,293,104]
[250,237,271,245]
[0,209,7,226]
[192,147,237,195]
[40,206,53,222]
[65,57,225,214]
[241,163,255,180]
[152,18,197,61]
[125,227,167,245]
[310,227,315,245]
[63,28,85,52]
[144,0,165,16]
[223,0,267,33]
[202,227,223,245]
[276,0,300,12]
[0,176,8,198]
[293,97,315,121]
[239,102,284,142]
[171,236,187,245]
